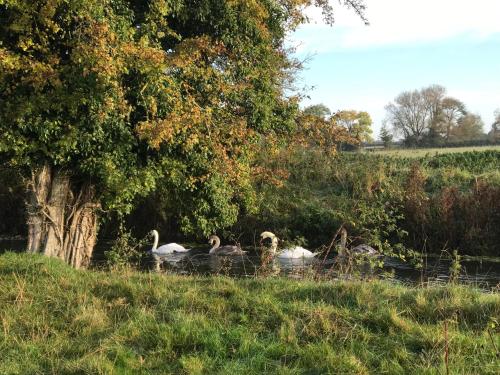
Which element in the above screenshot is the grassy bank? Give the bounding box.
[1,253,499,374]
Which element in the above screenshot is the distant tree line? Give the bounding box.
[302,104,373,150]
[383,84,498,147]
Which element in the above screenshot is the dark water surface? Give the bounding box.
[2,239,499,290]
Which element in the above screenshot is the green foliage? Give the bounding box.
[238,148,500,256]
[104,226,148,269]
[334,110,374,143]
[302,103,331,119]
[0,253,499,374]
[0,0,330,237]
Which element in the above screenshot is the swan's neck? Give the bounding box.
[209,237,220,254]
[270,237,278,254]
[152,231,159,252]
[339,228,347,255]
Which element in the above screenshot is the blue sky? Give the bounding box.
[289,0,500,137]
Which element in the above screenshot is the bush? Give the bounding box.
[237,148,500,256]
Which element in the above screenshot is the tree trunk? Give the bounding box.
[27,164,50,253]
[26,164,100,268]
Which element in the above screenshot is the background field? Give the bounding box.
[369,145,500,158]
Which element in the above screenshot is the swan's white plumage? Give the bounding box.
[260,232,317,259]
[154,242,189,255]
[150,230,189,255]
[278,246,316,259]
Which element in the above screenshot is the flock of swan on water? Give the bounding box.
[149,229,378,268]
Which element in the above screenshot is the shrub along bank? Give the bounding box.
[235,149,500,256]
[1,150,500,257]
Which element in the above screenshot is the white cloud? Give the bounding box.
[290,0,500,53]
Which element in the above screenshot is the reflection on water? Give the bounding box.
[2,239,499,290]
[149,248,500,290]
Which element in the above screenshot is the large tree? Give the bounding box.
[385,90,430,145]
[440,97,467,141]
[422,84,446,130]
[450,114,484,142]
[0,0,366,267]
[334,110,373,143]
[385,85,474,146]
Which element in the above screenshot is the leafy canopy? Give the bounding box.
[0,0,366,235]
[334,110,373,143]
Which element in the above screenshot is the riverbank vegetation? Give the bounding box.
[123,148,499,258]
[235,149,500,256]
[1,253,499,374]
[2,148,500,259]
[1,1,499,265]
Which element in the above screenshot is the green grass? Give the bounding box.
[369,145,500,158]
[1,252,499,374]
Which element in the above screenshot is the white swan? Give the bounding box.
[150,229,189,255]
[260,231,317,259]
[208,235,247,256]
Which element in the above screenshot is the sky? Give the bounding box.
[289,0,500,137]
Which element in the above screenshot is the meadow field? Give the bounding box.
[369,145,500,158]
[1,252,499,374]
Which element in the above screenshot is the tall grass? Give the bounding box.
[1,252,499,374]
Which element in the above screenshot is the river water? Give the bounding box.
[2,239,499,290]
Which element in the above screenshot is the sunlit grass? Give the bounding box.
[1,252,499,374]
[368,145,500,158]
